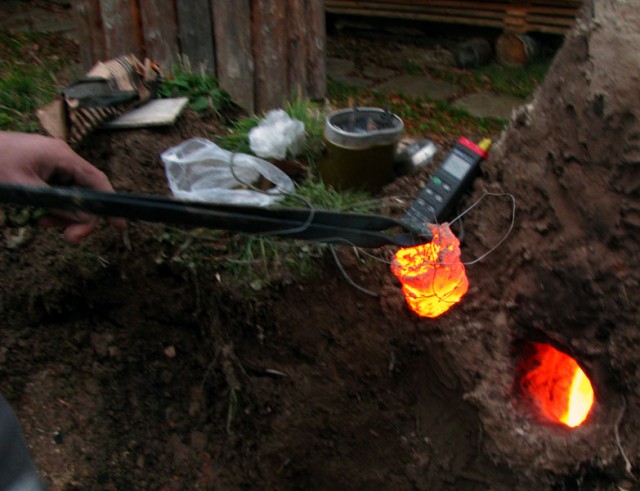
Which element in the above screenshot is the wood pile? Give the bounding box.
[325,0,583,34]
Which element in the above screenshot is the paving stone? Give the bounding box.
[373,75,461,100]
[453,91,525,119]
[329,75,374,89]
[362,66,396,80]
[398,45,456,68]
[327,57,356,80]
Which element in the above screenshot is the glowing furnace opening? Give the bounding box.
[517,342,595,428]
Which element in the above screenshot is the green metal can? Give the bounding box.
[318,107,403,193]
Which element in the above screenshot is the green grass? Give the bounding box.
[0,32,70,132]
[327,79,506,139]
[158,59,232,116]
[282,179,377,214]
[327,78,367,102]
[405,60,422,76]
[217,96,327,164]
[473,60,550,99]
[216,114,262,154]
[150,177,379,291]
[427,58,551,100]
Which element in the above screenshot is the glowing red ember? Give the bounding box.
[391,223,468,318]
[520,343,594,428]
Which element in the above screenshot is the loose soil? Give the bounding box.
[2,2,639,490]
[0,108,518,490]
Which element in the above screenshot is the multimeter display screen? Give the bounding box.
[442,153,471,180]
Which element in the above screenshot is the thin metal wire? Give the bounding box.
[329,245,379,297]
[224,151,516,294]
[227,149,382,295]
[458,192,516,266]
[345,192,517,270]
[227,150,317,236]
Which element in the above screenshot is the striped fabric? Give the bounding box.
[64,55,161,145]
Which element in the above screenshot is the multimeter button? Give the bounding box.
[442,182,451,191]
[434,193,443,203]
[432,177,442,186]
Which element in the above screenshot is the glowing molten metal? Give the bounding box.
[391,223,468,318]
[521,343,594,428]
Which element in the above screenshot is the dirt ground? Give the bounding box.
[0,106,521,490]
[2,2,639,490]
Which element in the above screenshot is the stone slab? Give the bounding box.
[105,98,189,129]
[373,75,461,100]
[453,91,525,119]
[329,75,374,89]
[362,66,396,80]
[327,57,356,80]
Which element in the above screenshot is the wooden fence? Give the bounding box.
[74,0,327,114]
[325,0,583,34]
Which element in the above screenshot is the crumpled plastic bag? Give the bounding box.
[161,138,295,206]
[249,109,305,160]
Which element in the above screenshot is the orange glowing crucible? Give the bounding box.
[391,223,468,318]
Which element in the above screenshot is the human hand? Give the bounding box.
[0,131,126,243]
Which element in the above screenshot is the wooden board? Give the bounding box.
[74,0,106,70]
[176,0,216,74]
[306,0,327,101]
[287,0,309,100]
[139,0,179,69]
[211,0,255,113]
[251,0,288,113]
[99,0,143,59]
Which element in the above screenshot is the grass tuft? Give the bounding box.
[217,95,327,164]
[0,31,71,132]
[158,57,232,117]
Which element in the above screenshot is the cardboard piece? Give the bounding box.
[37,100,68,140]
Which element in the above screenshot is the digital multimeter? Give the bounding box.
[403,137,491,233]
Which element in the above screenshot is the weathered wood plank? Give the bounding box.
[251,0,288,113]
[287,0,309,100]
[75,0,326,115]
[74,0,106,70]
[139,0,179,68]
[99,0,143,59]
[176,0,216,74]
[305,0,327,101]
[211,0,255,113]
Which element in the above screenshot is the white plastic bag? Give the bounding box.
[161,138,294,206]
[249,109,305,160]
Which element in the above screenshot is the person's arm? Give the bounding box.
[0,131,125,243]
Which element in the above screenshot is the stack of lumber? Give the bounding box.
[325,0,583,34]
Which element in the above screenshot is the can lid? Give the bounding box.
[325,107,404,149]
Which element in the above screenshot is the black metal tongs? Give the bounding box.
[0,184,432,248]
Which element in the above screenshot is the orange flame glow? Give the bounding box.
[391,223,468,318]
[520,343,594,428]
